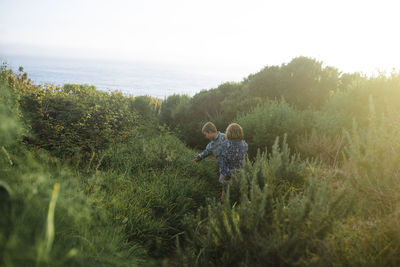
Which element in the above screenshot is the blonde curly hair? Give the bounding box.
[226,123,244,140]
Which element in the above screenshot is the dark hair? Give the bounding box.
[202,122,217,133]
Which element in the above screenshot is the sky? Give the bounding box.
[1,0,400,77]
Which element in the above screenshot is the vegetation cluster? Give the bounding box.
[2,57,400,266]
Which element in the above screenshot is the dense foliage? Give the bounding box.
[160,57,361,149]
[2,57,400,266]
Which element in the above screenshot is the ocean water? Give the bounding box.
[0,54,241,98]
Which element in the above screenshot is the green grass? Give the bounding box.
[3,62,400,266]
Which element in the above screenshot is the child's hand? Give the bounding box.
[193,158,199,163]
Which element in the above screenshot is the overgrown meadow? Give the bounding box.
[2,57,400,266]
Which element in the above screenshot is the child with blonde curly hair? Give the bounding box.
[218,123,248,183]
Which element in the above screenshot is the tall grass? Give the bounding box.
[88,134,221,258]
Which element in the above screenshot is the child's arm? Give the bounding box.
[194,143,212,162]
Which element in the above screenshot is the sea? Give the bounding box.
[0,54,247,98]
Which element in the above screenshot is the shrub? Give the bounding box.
[159,94,190,130]
[237,100,312,158]
[295,130,346,166]
[0,65,25,147]
[131,95,161,120]
[320,100,400,266]
[0,78,147,266]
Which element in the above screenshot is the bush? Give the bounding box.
[0,66,25,147]
[131,95,161,120]
[159,94,190,130]
[319,102,400,266]
[0,78,147,266]
[237,100,312,157]
[295,130,346,166]
[22,84,140,161]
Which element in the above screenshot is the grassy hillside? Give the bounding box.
[0,64,219,266]
[2,58,400,266]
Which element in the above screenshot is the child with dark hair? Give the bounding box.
[194,122,226,168]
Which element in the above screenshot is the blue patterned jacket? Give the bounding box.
[196,131,226,166]
[218,139,248,177]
